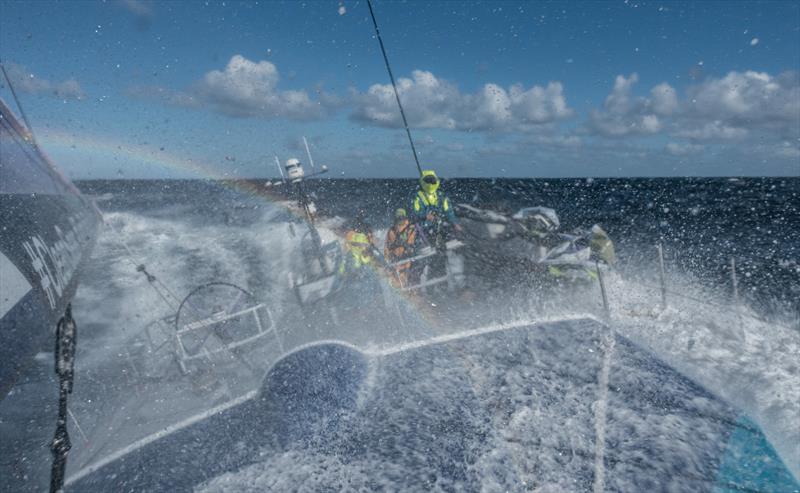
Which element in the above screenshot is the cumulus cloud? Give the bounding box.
[1,62,85,100]
[672,71,799,146]
[588,70,799,153]
[650,82,678,115]
[588,74,672,137]
[686,70,800,127]
[350,69,572,132]
[132,55,334,119]
[193,55,325,118]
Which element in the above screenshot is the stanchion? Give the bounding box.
[730,257,745,339]
[657,244,667,310]
[593,261,613,493]
[596,261,611,321]
[730,257,739,307]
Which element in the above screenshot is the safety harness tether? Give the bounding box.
[49,305,76,493]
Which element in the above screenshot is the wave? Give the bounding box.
[60,202,799,487]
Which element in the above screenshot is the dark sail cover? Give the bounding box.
[0,98,100,399]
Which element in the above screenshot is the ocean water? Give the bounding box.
[2,177,798,491]
[81,177,800,318]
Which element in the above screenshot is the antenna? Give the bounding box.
[302,136,315,171]
[274,155,285,182]
[365,0,423,176]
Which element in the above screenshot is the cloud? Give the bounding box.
[666,142,705,156]
[651,82,678,115]
[588,74,671,137]
[588,70,799,149]
[347,68,797,172]
[126,85,198,107]
[117,0,154,29]
[132,55,334,120]
[530,133,582,148]
[675,71,799,146]
[350,69,573,132]
[119,0,152,16]
[194,55,323,118]
[674,121,748,140]
[1,62,85,100]
[686,70,799,127]
[774,141,800,159]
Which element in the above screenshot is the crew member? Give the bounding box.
[339,231,376,278]
[411,169,460,235]
[384,208,417,287]
[411,169,461,280]
[352,208,379,248]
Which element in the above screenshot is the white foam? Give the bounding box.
[67,206,799,483]
[602,269,800,479]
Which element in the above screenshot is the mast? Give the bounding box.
[302,136,315,171]
[274,155,285,183]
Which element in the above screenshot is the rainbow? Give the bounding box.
[36,129,302,210]
[38,130,239,180]
[35,129,450,326]
[37,129,503,432]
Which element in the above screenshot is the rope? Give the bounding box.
[365,0,423,176]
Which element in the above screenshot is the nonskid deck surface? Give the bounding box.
[67,318,798,492]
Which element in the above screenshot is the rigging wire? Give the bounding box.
[0,61,39,148]
[1,61,86,196]
[365,0,423,176]
[104,219,187,312]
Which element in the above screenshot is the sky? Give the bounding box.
[1,0,798,179]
